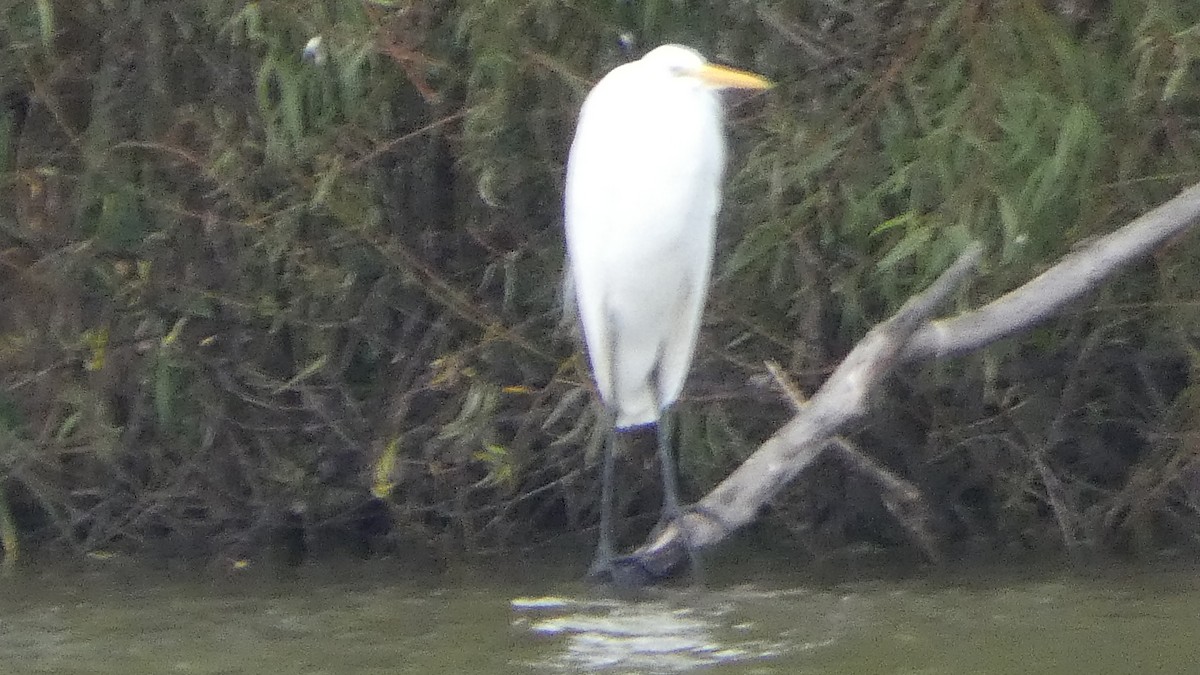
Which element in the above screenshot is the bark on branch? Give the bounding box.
[903,182,1200,361]
[617,182,1200,581]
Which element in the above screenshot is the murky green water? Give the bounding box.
[1,554,1198,674]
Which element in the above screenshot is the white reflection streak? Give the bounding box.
[511,595,779,673]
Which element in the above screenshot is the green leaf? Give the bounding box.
[877,223,933,271]
[35,0,53,48]
[273,355,329,394]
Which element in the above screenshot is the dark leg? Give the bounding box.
[588,423,619,579]
[655,414,683,521]
[653,411,703,584]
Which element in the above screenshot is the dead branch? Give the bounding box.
[615,243,982,580]
[764,361,940,561]
[617,181,1200,581]
[903,182,1200,361]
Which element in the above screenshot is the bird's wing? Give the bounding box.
[565,68,725,426]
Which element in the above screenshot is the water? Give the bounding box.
[0,553,1198,674]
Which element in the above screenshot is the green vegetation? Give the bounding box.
[1,0,1199,565]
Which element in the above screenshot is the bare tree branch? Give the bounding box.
[617,181,1200,582]
[616,243,983,580]
[904,182,1200,361]
[764,361,940,561]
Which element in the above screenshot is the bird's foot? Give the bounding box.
[586,553,655,593]
[648,504,711,586]
[586,549,615,581]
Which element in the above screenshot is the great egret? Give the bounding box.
[564,44,771,579]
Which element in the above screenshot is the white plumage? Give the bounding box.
[563,44,770,580]
[565,44,770,428]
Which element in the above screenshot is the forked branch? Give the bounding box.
[619,182,1200,580]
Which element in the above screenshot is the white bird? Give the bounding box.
[563,44,771,580]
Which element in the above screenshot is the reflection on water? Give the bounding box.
[0,555,1199,674]
[512,592,804,671]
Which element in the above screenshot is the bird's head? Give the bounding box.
[639,44,773,92]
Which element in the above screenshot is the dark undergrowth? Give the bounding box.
[2,0,1200,568]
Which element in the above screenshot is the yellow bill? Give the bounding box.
[696,63,773,90]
